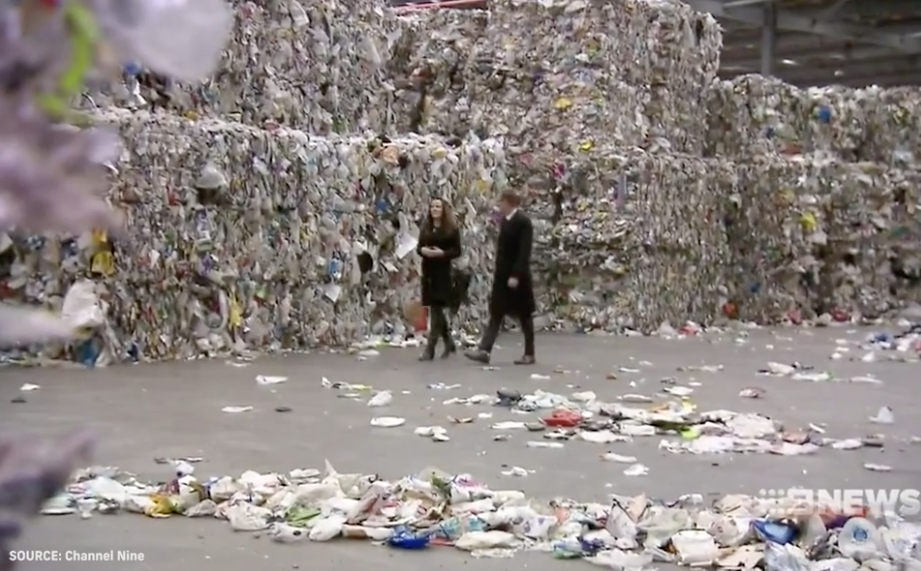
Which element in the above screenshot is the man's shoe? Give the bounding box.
[464,349,490,364]
[418,350,435,362]
[514,355,536,365]
[441,345,456,359]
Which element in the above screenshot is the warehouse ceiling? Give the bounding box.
[696,0,921,88]
[388,0,921,88]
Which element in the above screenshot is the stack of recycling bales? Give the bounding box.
[43,0,730,366]
[5,0,515,365]
[467,0,728,331]
[706,75,921,322]
[394,0,722,156]
[391,0,730,332]
[13,0,921,366]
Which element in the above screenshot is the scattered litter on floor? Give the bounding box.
[870,407,895,425]
[19,383,40,391]
[414,426,449,442]
[863,464,893,473]
[623,463,649,477]
[370,416,405,428]
[221,406,253,413]
[600,452,637,463]
[367,391,393,407]
[255,375,287,385]
[49,461,921,567]
[738,387,765,399]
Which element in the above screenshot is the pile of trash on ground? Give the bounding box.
[47,461,921,568]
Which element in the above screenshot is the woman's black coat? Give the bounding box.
[417,225,462,307]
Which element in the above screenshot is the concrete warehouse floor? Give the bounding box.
[1,326,920,571]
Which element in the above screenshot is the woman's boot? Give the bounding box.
[418,323,438,361]
[439,311,456,358]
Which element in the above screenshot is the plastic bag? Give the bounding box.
[226,503,271,532]
[308,514,346,542]
[454,531,518,551]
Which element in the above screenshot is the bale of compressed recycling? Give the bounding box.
[862,87,921,167]
[390,0,718,153]
[726,154,921,322]
[487,0,722,90]
[2,109,507,364]
[461,0,721,155]
[390,10,489,137]
[85,0,402,134]
[468,77,652,158]
[523,148,733,332]
[705,76,921,165]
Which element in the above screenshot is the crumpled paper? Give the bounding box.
[706,75,921,165]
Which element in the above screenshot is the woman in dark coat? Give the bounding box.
[416,197,462,360]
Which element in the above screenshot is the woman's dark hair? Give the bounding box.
[421,198,457,235]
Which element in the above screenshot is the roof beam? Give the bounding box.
[784,71,921,88]
[786,55,920,78]
[790,0,921,20]
[718,67,921,88]
[721,44,901,67]
[683,0,921,52]
[761,56,921,85]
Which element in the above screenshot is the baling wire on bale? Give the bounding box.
[0,0,232,567]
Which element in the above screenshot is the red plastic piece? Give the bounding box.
[542,410,582,428]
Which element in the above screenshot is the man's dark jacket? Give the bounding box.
[489,211,535,316]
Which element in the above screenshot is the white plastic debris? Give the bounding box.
[601,452,638,463]
[226,503,271,531]
[864,463,893,472]
[221,406,253,413]
[414,426,449,441]
[370,417,405,428]
[870,406,895,424]
[455,531,518,551]
[269,523,308,543]
[671,530,719,565]
[309,515,347,542]
[623,464,649,477]
[255,375,287,385]
[367,391,393,407]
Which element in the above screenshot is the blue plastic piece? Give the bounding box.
[816,106,832,124]
[579,536,605,555]
[75,339,99,368]
[123,62,143,76]
[752,519,797,544]
[387,526,430,549]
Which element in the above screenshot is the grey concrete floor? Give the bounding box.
[1,325,920,571]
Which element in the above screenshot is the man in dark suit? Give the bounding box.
[465,190,536,365]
